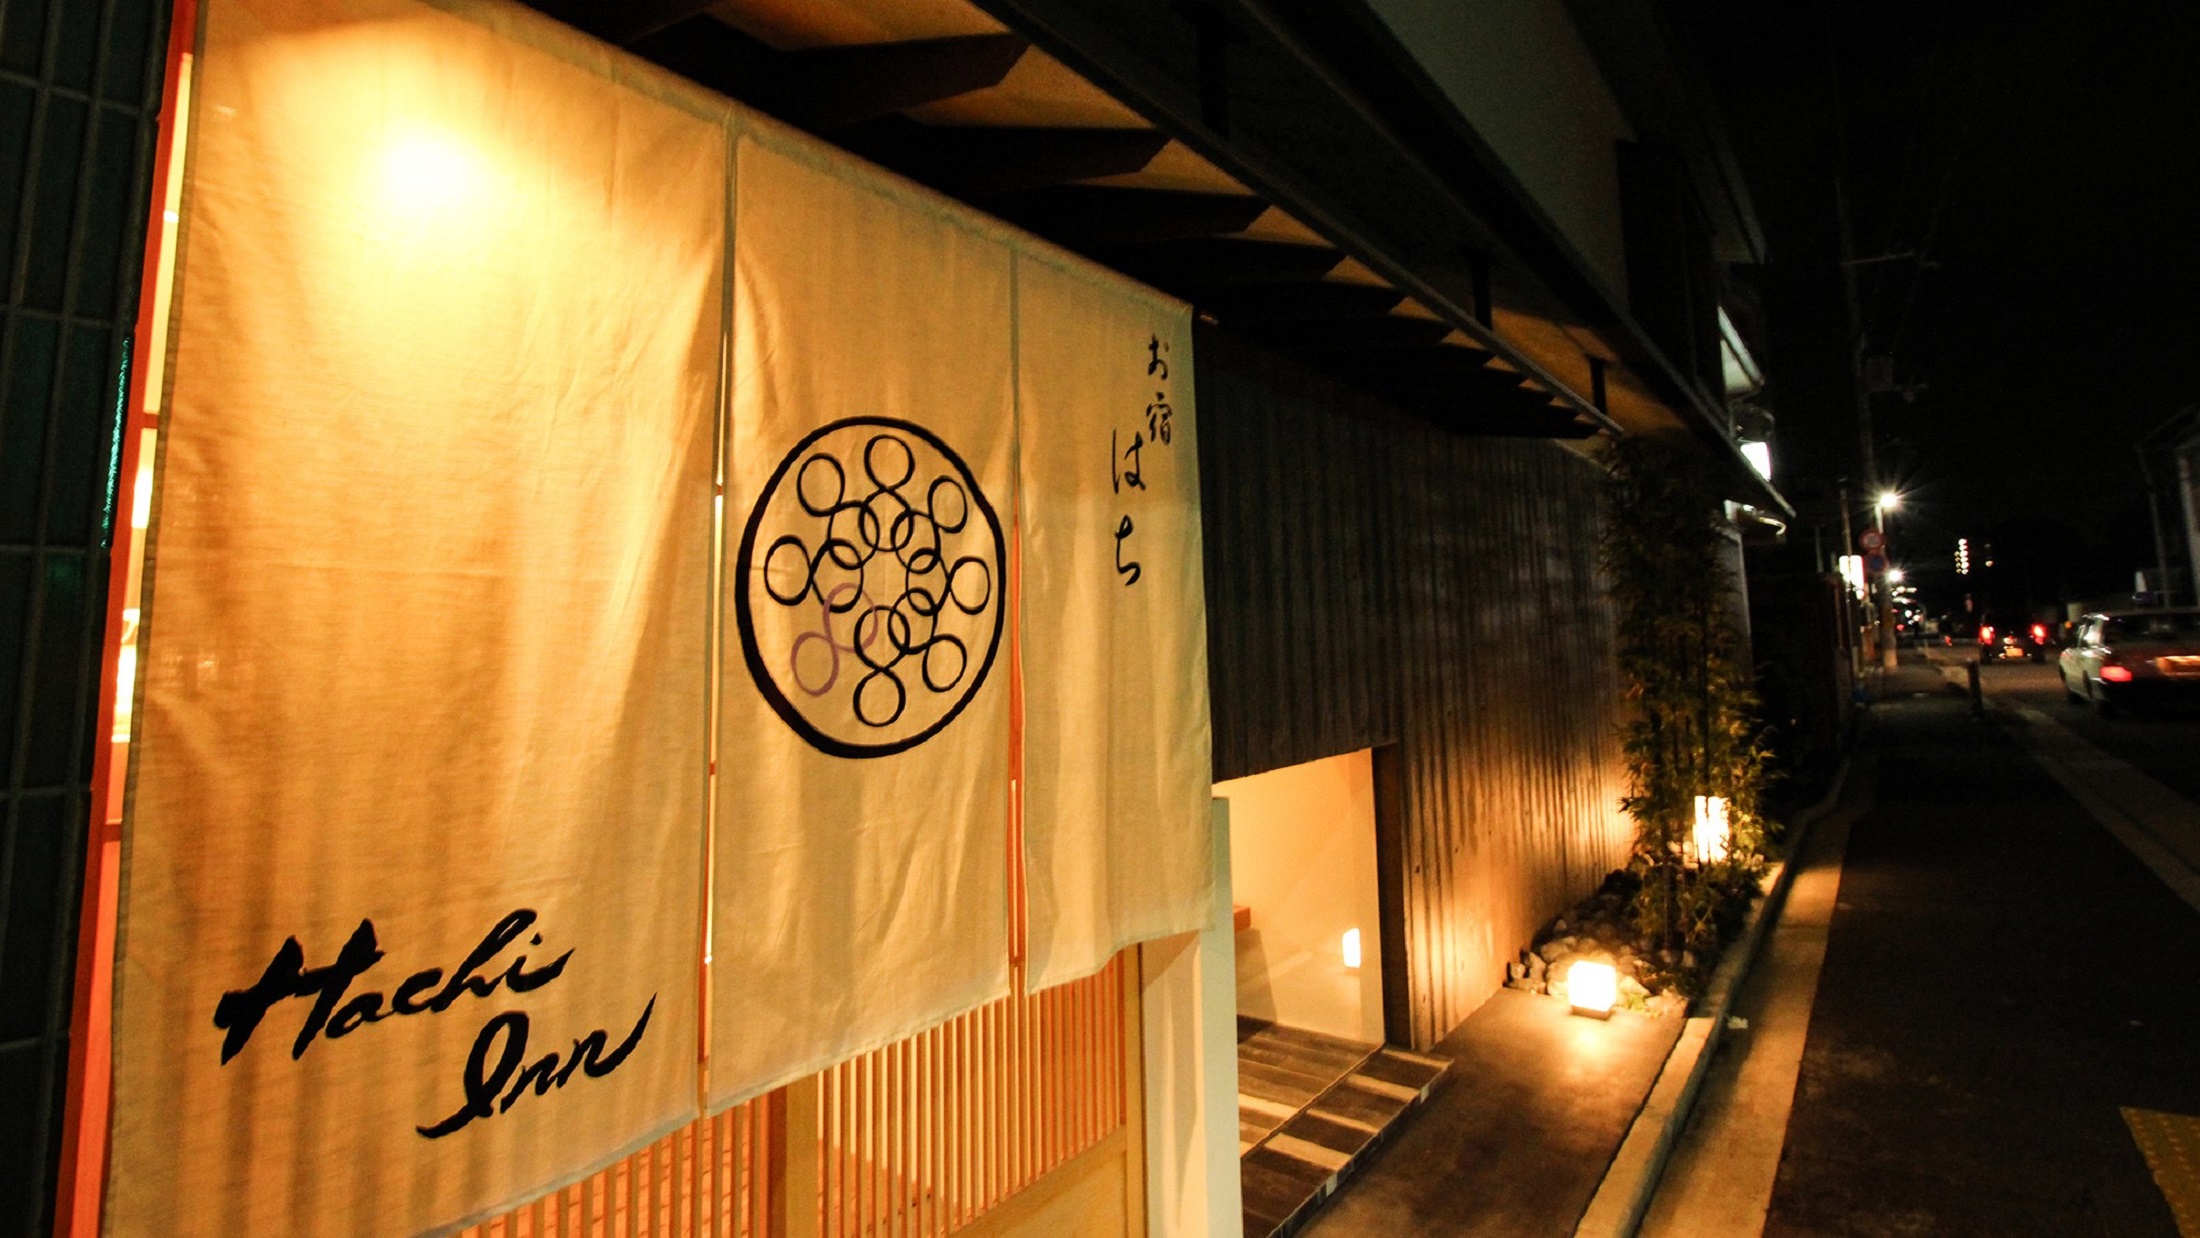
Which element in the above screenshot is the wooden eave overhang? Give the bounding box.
[518,0,1795,508]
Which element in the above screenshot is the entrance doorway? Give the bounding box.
[1219,748,1386,1043]
[1216,750,1448,1237]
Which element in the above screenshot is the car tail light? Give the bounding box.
[1978,625,1995,645]
[2102,665,2135,683]
[2031,624,2048,644]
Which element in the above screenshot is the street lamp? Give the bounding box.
[1873,490,1900,669]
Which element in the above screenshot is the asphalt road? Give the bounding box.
[1983,658,2200,806]
[1756,664,2200,1236]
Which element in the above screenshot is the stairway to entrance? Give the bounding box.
[1236,1018,1450,1238]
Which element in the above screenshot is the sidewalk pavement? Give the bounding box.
[1297,986,1681,1238]
[1639,654,2200,1235]
[1284,649,2200,1237]
[1289,662,1891,1237]
[1743,664,2200,1234]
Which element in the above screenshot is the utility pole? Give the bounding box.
[2180,447,2200,606]
[2140,445,2175,607]
[1835,179,1900,671]
[1836,480,1864,689]
[1874,494,1897,669]
[2135,406,2200,608]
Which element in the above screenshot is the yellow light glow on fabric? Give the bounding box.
[380,133,477,215]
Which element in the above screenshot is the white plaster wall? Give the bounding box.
[1141,801,1244,1238]
[1362,0,1635,298]
[1217,750,1385,1044]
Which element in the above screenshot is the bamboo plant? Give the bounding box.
[1600,436,1768,952]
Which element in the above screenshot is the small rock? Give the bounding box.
[1507,961,1528,982]
[1682,951,1699,970]
[1647,991,1687,1018]
[1619,975,1649,998]
[1526,955,1546,982]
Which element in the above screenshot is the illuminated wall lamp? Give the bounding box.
[1342,928,1362,970]
[1568,959,1618,1019]
[1692,794,1731,865]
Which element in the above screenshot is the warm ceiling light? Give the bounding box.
[1568,959,1617,1019]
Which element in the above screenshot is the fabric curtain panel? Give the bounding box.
[109,0,1222,1225]
[709,131,1015,1108]
[1014,255,1213,988]
[109,0,723,1233]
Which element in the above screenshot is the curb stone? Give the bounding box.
[1571,754,1856,1238]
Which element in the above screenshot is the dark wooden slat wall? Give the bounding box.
[1197,328,1630,1049]
[1196,331,1400,781]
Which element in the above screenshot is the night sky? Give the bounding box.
[1687,1,2200,611]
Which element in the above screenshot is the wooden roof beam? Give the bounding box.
[1191,281,1404,323]
[843,123,1172,196]
[1300,342,1499,376]
[782,34,1030,131]
[1419,402,1596,439]
[532,0,719,46]
[986,186,1269,246]
[1241,317,1455,351]
[1087,238,1345,287]
[629,22,1029,132]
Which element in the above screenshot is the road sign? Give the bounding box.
[1863,553,1888,576]
[1858,528,1885,552]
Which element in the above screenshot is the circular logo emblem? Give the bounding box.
[734,416,1006,759]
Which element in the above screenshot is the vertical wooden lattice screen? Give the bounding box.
[816,957,1125,1238]
[461,959,1127,1238]
[457,1102,774,1238]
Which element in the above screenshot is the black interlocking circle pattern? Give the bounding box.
[735,417,1005,758]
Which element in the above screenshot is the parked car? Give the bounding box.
[2059,609,2200,713]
